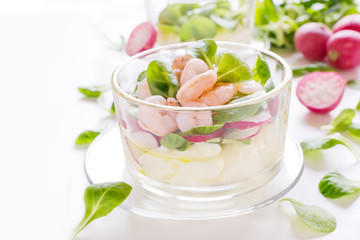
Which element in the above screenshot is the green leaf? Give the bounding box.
[347,80,360,90]
[158,4,199,25]
[180,19,194,42]
[146,60,179,99]
[191,16,218,40]
[300,134,360,161]
[356,99,360,111]
[75,130,101,145]
[160,133,190,151]
[210,14,238,31]
[300,137,344,152]
[217,53,252,83]
[134,70,147,94]
[78,87,105,98]
[181,124,224,136]
[280,198,336,233]
[319,171,360,199]
[110,102,116,114]
[186,39,217,69]
[253,54,271,86]
[73,182,132,237]
[213,102,263,124]
[348,123,360,137]
[321,109,356,132]
[264,78,275,93]
[292,62,335,77]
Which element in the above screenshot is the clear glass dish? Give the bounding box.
[144,0,256,45]
[111,41,292,200]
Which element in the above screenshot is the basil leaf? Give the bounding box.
[292,62,335,77]
[217,53,252,83]
[319,171,360,199]
[348,123,360,137]
[78,87,104,98]
[253,54,271,86]
[213,102,263,124]
[160,133,190,151]
[300,137,344,152]
[158,4,199,25]
[180,19,194,42]
[134,70,147,94]
[75,130,101,145]
[300,134,360,161]
[181,124,224,136]
[347,80,360,90]
[110,102,116,114]
[321,109,356,132]
[186,39,217,69]
[191,16,217,40]
[280,198,336,233]
[356,99,360,111]
[73,182,132,237]
[146,60,179,98]
[264,78,275,93]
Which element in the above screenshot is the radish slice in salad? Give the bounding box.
[130,131,159,149]
[222,126,261,140]
[224,110,272,129]
[296,72,346,113]
[182,128,225,143]
[125,21,157,56]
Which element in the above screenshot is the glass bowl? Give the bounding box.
[144,0,256,45]
[111,41,292,200]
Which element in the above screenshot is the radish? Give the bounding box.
[326,30,360,70]
[294,22,332,61]
[296,72,346,113]
[119,118,127,130]
[182,128,225,143]
[268,96,280,117]
[125,136,141,165]
[222,126,261,141]
[224,110,272,129]
[333,14,360,33]
[125,21,157,56]
[125,113,143,132]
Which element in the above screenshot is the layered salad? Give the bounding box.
[114,39,288,188]
[155,0,253,45]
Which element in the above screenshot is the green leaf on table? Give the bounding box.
[280,198,336,233]
[186,39,217,69]
[300,134,360,161]
[181,123,224,136]
[356,99,360,111]
[73,182,132,237]
[292,62,335,77]
[75,130,101,145]
[319,171,360,199]
[146,60,179,99]
[110,102,116,114]
[160,133,190,151]
[321,109,356,132]
[78,86,105,98]
[347,80,360,90]
[217,53,252,83]
[348,123,360,137]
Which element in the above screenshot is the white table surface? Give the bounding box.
[1,0,360,239]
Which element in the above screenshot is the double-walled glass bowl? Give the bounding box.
[112,42,292,199]
[145,0,256,45]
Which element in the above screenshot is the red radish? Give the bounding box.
[294,22,332,61]
[119,118,127,130]
[130,131,159,149]
[296,72,346,113]
[224,110,272,129]
[326,30,360,70]
[333,14,360,33]
[126,113,143,132]
[222,126,261,141]
[125,136,141,165]
[125,21,157,56]
[183,128,225,143]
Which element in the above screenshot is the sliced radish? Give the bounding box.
[130,131,159,149]
[125,21,157,56]
[224,110,272,129]
[268,96,280,117]
[119,118,127,130]
[183,128,225,143]
[125,136,141,165]
[222,126,261,141]
[125,113,143,132]
[296,72,346,113]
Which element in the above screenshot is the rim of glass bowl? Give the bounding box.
[111,42,292,111]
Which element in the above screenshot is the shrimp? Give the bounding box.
[171,54,192,81]
[137,78,152,100]
[138,95,178,136]
[180,59,209,85]
[176,102,213,132]
[235,80,263,94]
[198,84,237,106]
[176,70,217,106]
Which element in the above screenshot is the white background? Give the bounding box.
[1,0,360,239]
